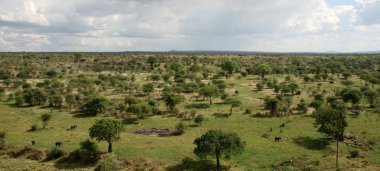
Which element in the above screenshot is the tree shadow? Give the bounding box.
[185,103,210,109]
[72,113,95,118]
[189,124,199,128]
[123,118,139,125]
[293,136,330,150]
[212,113,230,118]
[6,103,31,108]
[166,158,230,171]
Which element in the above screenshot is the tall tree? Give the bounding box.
[221,60,239,76]
[82,96,109,116]
[199,85,220,105]
[193,130,245,171]
[40,113,52,129]
[255,64,272,79]
[89,119,124,153]
[225,98,242,115]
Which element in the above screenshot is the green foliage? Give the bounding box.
[164,94,183,111]
[82,96,109,116]
[221,60,239,75]
[48,95,63,108]
[89,119,124,153]
[174,122,185,135]
[45,147,66,161]
[256,82,264,91]
[225,98,242,115]
[193,130,245,171]
[147,56,158,66]
[40,113,52,129]
[0,131,5,149]
[341,88,362,107]
[128,103,152,119]
[199,85,220,105]
[254,64,272,79]
[23,89,48,106]
[297,99,308,114]
[124,95,141,106]
[30,124,38,131]
[265,98,282,116]
[142,83,155,95]
[194,115,204,126]
[314,107,347,139]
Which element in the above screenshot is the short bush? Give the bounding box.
[173,122,185,135]
[45,147,66,161]
[30,124,38,131]
[349,150,359,158]
[194,115,204,126]
[94,158,121,171]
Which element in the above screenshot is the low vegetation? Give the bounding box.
[0,52,379,170]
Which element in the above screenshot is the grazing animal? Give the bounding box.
[55,141,63,147]
[274,137,282,142]
[70,125,77,130]
[31,141,35,145]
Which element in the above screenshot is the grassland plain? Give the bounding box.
[0,73,379,170]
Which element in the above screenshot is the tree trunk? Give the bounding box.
[216,154,221,171]
[209,97,212,105]
[108,142,113,153]
[230,106,233,115]
[261,73,264,79]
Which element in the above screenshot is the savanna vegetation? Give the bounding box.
[0,52,380,170]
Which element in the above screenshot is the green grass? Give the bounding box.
[0,75,380,170]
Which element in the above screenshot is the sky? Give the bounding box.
[0,0,379,52]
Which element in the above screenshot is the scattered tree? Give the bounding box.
[193,130,245,171]
[89,119,124,153]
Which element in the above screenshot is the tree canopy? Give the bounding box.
[89,119,124,153]
[193,130,245,171]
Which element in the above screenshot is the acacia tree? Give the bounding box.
[83,96,109,116]
[199,85,220,105]
[142,83,154,95]
[89,119,124,153]
[40,113,52,129]
[255,64,272,79]
[288,83,299,95]
[265,98,282,116]
[193,130,245,171]
[128,103,152,119]
[225,98,242,115]
[315,107,347,140]
[341,88,362,109]
[221,60,239,76]
[147,56,158,67]
[164,94,183,111]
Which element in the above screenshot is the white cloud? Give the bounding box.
[0,0,378,51]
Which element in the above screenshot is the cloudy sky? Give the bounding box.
[0,0,379,52]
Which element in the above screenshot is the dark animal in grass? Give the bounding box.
[70,125,77,130]
[31,141,35,145]
[55,141,63,147]
[274,137,282,142]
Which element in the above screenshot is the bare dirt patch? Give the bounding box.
[132,128,172,137]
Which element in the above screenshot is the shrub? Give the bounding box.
[173,122,185,135]
[194,115,204,126]
[45,147,66,161]
[94,158,121,171]
[349,150,359,158]
[30,124,38,131]
[0,131,5,149]
[244,109,252,114]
